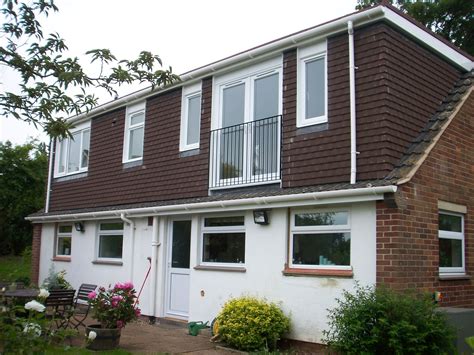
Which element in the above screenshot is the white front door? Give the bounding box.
[165,219,191,319]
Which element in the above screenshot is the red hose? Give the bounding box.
[135,257,152,306]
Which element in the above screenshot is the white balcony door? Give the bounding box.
[165,219,191,319]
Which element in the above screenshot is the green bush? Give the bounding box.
[323,284,456,354]
[217,296,290,351]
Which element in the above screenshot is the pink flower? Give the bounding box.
[135,308,141,317]
[116,320,124,328]
[87,291,97,300]
[114,281,134,290]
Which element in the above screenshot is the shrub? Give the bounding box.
[323,284,456,354]
[41,266,72,290]
[217,296,290,351]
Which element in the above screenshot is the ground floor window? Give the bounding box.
[56,224,72,257]
[439,211,464,274]
[97,222,124,259]
[201,216,245,265]
[290,209,351,269]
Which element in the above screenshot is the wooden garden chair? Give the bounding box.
[69,283,97,329]
[44,289,76,329]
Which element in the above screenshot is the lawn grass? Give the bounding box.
[0,254,31,283]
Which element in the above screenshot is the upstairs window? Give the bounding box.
[55,122,90,177]
[123,102,145,163]
[297,41,327,127]
[439,211,465,274]
[180,83,202,151]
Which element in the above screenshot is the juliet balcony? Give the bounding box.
[209,115,282,189]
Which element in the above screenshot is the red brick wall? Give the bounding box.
[31,224,42,286]
[376,91,474,307]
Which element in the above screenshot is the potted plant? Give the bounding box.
[86,282,141,350]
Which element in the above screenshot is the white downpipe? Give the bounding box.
[149,216,161,317]
[44,139,54,213]
[120,213,135,282]
[348,21,357,185]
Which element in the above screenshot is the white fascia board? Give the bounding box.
[381,7,473,71]
[26,185,397,222]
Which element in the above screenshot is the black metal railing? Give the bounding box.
[209,115,282,189]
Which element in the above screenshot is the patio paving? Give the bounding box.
[76,317,231,354]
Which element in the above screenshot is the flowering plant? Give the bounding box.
[87,282,141,329]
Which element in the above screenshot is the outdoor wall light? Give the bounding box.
[74,221,85,232]
[253,210,270,225]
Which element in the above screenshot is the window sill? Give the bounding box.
[282,267,353,278]
[194,265,246,273]
[52,257,71,262]
[92,260,123,266]
[438,274,471,281]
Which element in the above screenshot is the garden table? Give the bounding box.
[3,288,39,301]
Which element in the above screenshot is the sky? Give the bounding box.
[0,0,356,145]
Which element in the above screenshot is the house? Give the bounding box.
[27,3,473,345]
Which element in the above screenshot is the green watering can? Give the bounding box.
[188,321,209,336]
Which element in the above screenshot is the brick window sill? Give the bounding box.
[92,260,123,266]
[438,274,471,281]
[194,265,246,273]
[52,257,71,262]
[282,267,353,278]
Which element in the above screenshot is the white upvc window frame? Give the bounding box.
[54,121,91,178]
[290,207,351,270]
[55,224,72,257]
[123,101,146,163]
[180,83,202,152]
[439,211,465,275]
[210,57,283,187]
[199,215,246,267]
[297,40,328,128]
[96,221,124,261]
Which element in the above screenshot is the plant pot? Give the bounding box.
[86,324,121,350]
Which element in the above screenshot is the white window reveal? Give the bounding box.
[180,83,202,151]
[297,40,327,127]
[54,122,90,177]
[291,209,351,269]
[200,216,246,265]
[123,101,146,163]
[439,211,465,275]
[97,222,124,260]
[56,224,72,257]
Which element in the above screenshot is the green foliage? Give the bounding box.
[355,0,473,55]
[88,282,140,329]
[41,266,72,290]
[323,284,456,354]
[466,336,474,351]
[1,0,180,139]
[0,255,31,282]
[217,296,290,351]
[0,140,47,255]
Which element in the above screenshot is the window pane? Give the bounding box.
[186,95,201,146]
[204,216,245,227]
[252,116,279,176]
[254,73,279,120]
[100,222,124,231]
[439,238,462,268]
[58,225,72,233]
[67,132,81,173]
[439,213,462,232]
[128,127,144,160]
[57,236,71,256]
[203,233,245,263]
[305,57,325,119]
[99,234,123,258]
[130,111,144,126]
[222,83,245,127]
[295,211,348,226]
[293,233,350,266]
[220,126,243,179]
[171,221,191,269]
[58,140,66,173]
[81,129,90,169]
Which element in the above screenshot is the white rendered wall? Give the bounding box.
[39,218,153,313]
[187,201,376,343]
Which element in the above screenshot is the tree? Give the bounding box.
[356,0,474,55]
[0,140,47,255]
[1,0,180,139]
